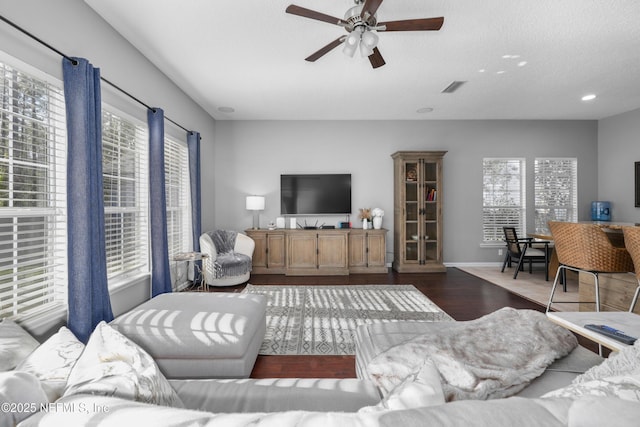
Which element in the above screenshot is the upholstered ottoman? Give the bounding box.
[110,292,267,379]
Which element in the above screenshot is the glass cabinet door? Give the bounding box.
[421,161,438,262]
[404,161,419,262]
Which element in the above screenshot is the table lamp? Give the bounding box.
[246,195,265,229]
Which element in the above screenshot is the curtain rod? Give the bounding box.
[0,14,193,135]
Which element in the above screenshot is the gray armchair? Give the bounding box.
[199,230,254,287]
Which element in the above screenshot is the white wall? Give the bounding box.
[598,108,640,223]
[211,120,598,264]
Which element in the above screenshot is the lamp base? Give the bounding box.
[252,212,260,229]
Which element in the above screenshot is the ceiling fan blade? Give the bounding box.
[286,5,347,26]
[305,37,346,62]
[368,47,386,69]
[360,0,384,19]
[378,17,444,32]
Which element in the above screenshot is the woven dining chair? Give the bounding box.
[546,221,635,313]
[622,226,640,313]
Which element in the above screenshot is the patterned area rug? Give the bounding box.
[242,284,453,355]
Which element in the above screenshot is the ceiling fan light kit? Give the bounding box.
[286,0,444,69]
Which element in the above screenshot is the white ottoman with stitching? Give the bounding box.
[111,292,266,379]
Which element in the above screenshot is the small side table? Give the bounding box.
[547,311,640,352]
[172,252,209,291]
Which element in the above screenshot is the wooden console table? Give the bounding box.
[246,228,387,275]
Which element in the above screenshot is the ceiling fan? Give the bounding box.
[286,0,444,69]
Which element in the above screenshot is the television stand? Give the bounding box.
[245,228,387,275]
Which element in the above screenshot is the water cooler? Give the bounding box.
[591,201,611,221]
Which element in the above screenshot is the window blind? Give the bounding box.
[0,61,67,320]
[102,109,149,281]
[534,158,578,233]
[164,136,191,261]
[482,158,526,242]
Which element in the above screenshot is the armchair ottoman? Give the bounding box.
[110,292,266,379]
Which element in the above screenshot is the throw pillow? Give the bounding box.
[572,340,640,384]
[16,326,85,401]
[0,319,40,371]
[542,373,640,401]
[0,371,49,427]
[63,321,184,408]
[360,358,445,412]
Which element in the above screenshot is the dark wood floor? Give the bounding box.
[199,268,597,378]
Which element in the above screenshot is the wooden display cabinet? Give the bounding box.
[391,151,446,272]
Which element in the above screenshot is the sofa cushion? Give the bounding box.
[0,319,39,372]
[170,378,381,413]
[111,292,266,359]
[16,326,84,401]
[63,321,183,408]
[0,371,49,427]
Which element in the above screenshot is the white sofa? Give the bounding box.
[3,309,640,427]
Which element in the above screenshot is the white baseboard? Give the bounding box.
[445,262,503,268]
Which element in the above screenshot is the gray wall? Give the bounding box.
[1,0,217,333]
[211,120,599,265]
[598,108,640,223]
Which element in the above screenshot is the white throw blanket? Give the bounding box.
[367,308,578,401]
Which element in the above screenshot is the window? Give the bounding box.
[102,109,149,282]
[164,136,191,264]
[0,60,67,320]
[483,158,526,242]
[534,158,577,233]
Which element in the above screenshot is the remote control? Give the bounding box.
[584,324,637,345]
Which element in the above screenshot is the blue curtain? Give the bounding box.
[148,108,172,296]
[187,132,201,254]
[63,57,113,343]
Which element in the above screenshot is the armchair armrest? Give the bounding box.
[199,233,218,262]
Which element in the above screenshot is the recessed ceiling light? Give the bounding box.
[218,106,235,113]
[581,94,597,101]
[478,68,486,73]
[417,107,434,114]
[496,70,506,74]
[517,61,527,67]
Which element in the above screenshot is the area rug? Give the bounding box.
[242,284,454,355]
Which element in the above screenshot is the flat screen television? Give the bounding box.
[281,174,351,215]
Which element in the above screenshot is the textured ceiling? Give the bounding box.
[85,0,640,120]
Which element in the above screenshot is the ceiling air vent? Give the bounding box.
[441,81,467,94]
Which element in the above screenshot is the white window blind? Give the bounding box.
[483,158,526,242]
[102,109,149,282]
[534,158,578,233]
[0,61,67,320]
[164,136,191,261]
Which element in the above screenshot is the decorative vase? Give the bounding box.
[373,216,382,229]
[362,218,368,229]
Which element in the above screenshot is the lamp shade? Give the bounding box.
[360,30,378,57]
[342,30,360,58]
[246,195,265,211]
